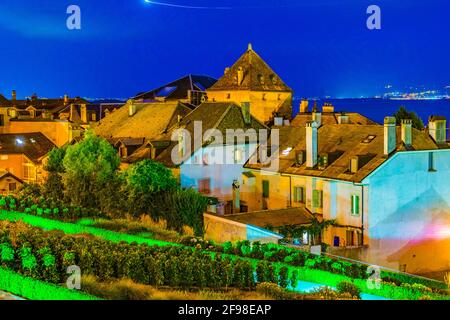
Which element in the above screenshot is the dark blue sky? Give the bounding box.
[0,0,448,99]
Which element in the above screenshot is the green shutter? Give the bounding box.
[313,190,322,208]
[351,195,360,215]
[262,180,269,198]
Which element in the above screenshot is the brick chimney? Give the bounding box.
[428,116,447,144]
[322,102,335,113]
[64,94,69,104]
[306,121,318,168]
[401,119,412,146]
[312,101,321,127]
[337,112,349,124]
[11,90,16,101]
[384,116,396,156]
[299,100,309,113]
[80,104,88,123]
[128,99,136,117]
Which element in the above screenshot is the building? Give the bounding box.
[207,44,293,125]
[133,74,217,108]
[0,92,123,146]
[242,114,450,274]
[93,100,193,166]
[292,100,378,126]
[155,101,269,211]
[0,171,23,195]
[0,132,56,184]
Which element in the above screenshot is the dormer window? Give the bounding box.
[226,93,231,99]
[258,74,265,85]
[269,74,277,85]
[362,135,376,143]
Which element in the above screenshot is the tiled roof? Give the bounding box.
[225,206,313,228]
[133,75,217,101]
[208,46,292,92]
[0,132,56,163]
[291,112,378,126]
[93,101,192,141]
[245,123,440,183]
[0,170,24,183]
[0,95,11,107]
[10,97,89,111]
[156,101,269,167]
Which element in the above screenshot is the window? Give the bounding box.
[262,180,270,198]
[8,183,16,192]
[226,93,231,99]
[23,163,36,182]
[0,114,4,126]
[351,195,360,215]
[428,152,436,172]
[293,186,305,203]
[346,230,355,246]
[198,178,211,194]
[312,190,323,208]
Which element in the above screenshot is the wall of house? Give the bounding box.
[361,150,450,273]
[0,154,43,184]
[0,176,22,195]
[5,120,76,147]
[207,90,292,123]
[241,170,369,245]
[204,213,282,244]
[180,143,258,201]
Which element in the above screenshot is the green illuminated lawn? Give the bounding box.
[0,210,176,247]
[0,267,99,300]
[0,210,448,300]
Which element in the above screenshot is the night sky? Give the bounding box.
[0,0,448,99]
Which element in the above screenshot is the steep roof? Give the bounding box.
[245,124,440,183]
[0,94,11,107]
[0,170,24,184]
[10,97,89,111]
[93,101,192,140]
[133,75,217,101]
[0,132,56,163]
[208,45,292,92]
[156,101,269,167]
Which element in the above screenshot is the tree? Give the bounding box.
[306,214,336,246]
[122,159,177,219]
[43,147,66,200]
[62,131,120,209]
[394,106,424,130]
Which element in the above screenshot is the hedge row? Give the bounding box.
[0,267,99,300]
[0,220,295,291]
[0,195,105,221]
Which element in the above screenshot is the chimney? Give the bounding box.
[349,156,359,173]
[299,100,309,113]
[31,93,38,101]
[224,67,230,75]
[237,67,244,86]
[428,116,447,144]
[384,116,396,156]
[241,102,251,125]
[248,43,253,51]
[128,99,136,117]
[401,119,412,146]
[11,90,16,101]
[322,102,335,113]
[312,102,322,127]
[337,113,349,124]
[306,121,318,168]
[80,104,88,123]
[64,94,69,104]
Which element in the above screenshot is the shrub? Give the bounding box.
[336,281,361,299]
[256,282,289,300]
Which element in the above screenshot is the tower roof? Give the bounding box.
[208,44,292,92]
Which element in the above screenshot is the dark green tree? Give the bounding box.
[62,131,120,209]
[394,105,424,130]
[43,147,66,200]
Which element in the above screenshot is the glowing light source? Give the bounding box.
[282,147,293,156]
[16,138,24,145]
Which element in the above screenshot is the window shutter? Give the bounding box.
[351,195,360,215]
[313,190,322,208]
[262,180,270,198]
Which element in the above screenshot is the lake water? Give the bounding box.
[293,98,450,124]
